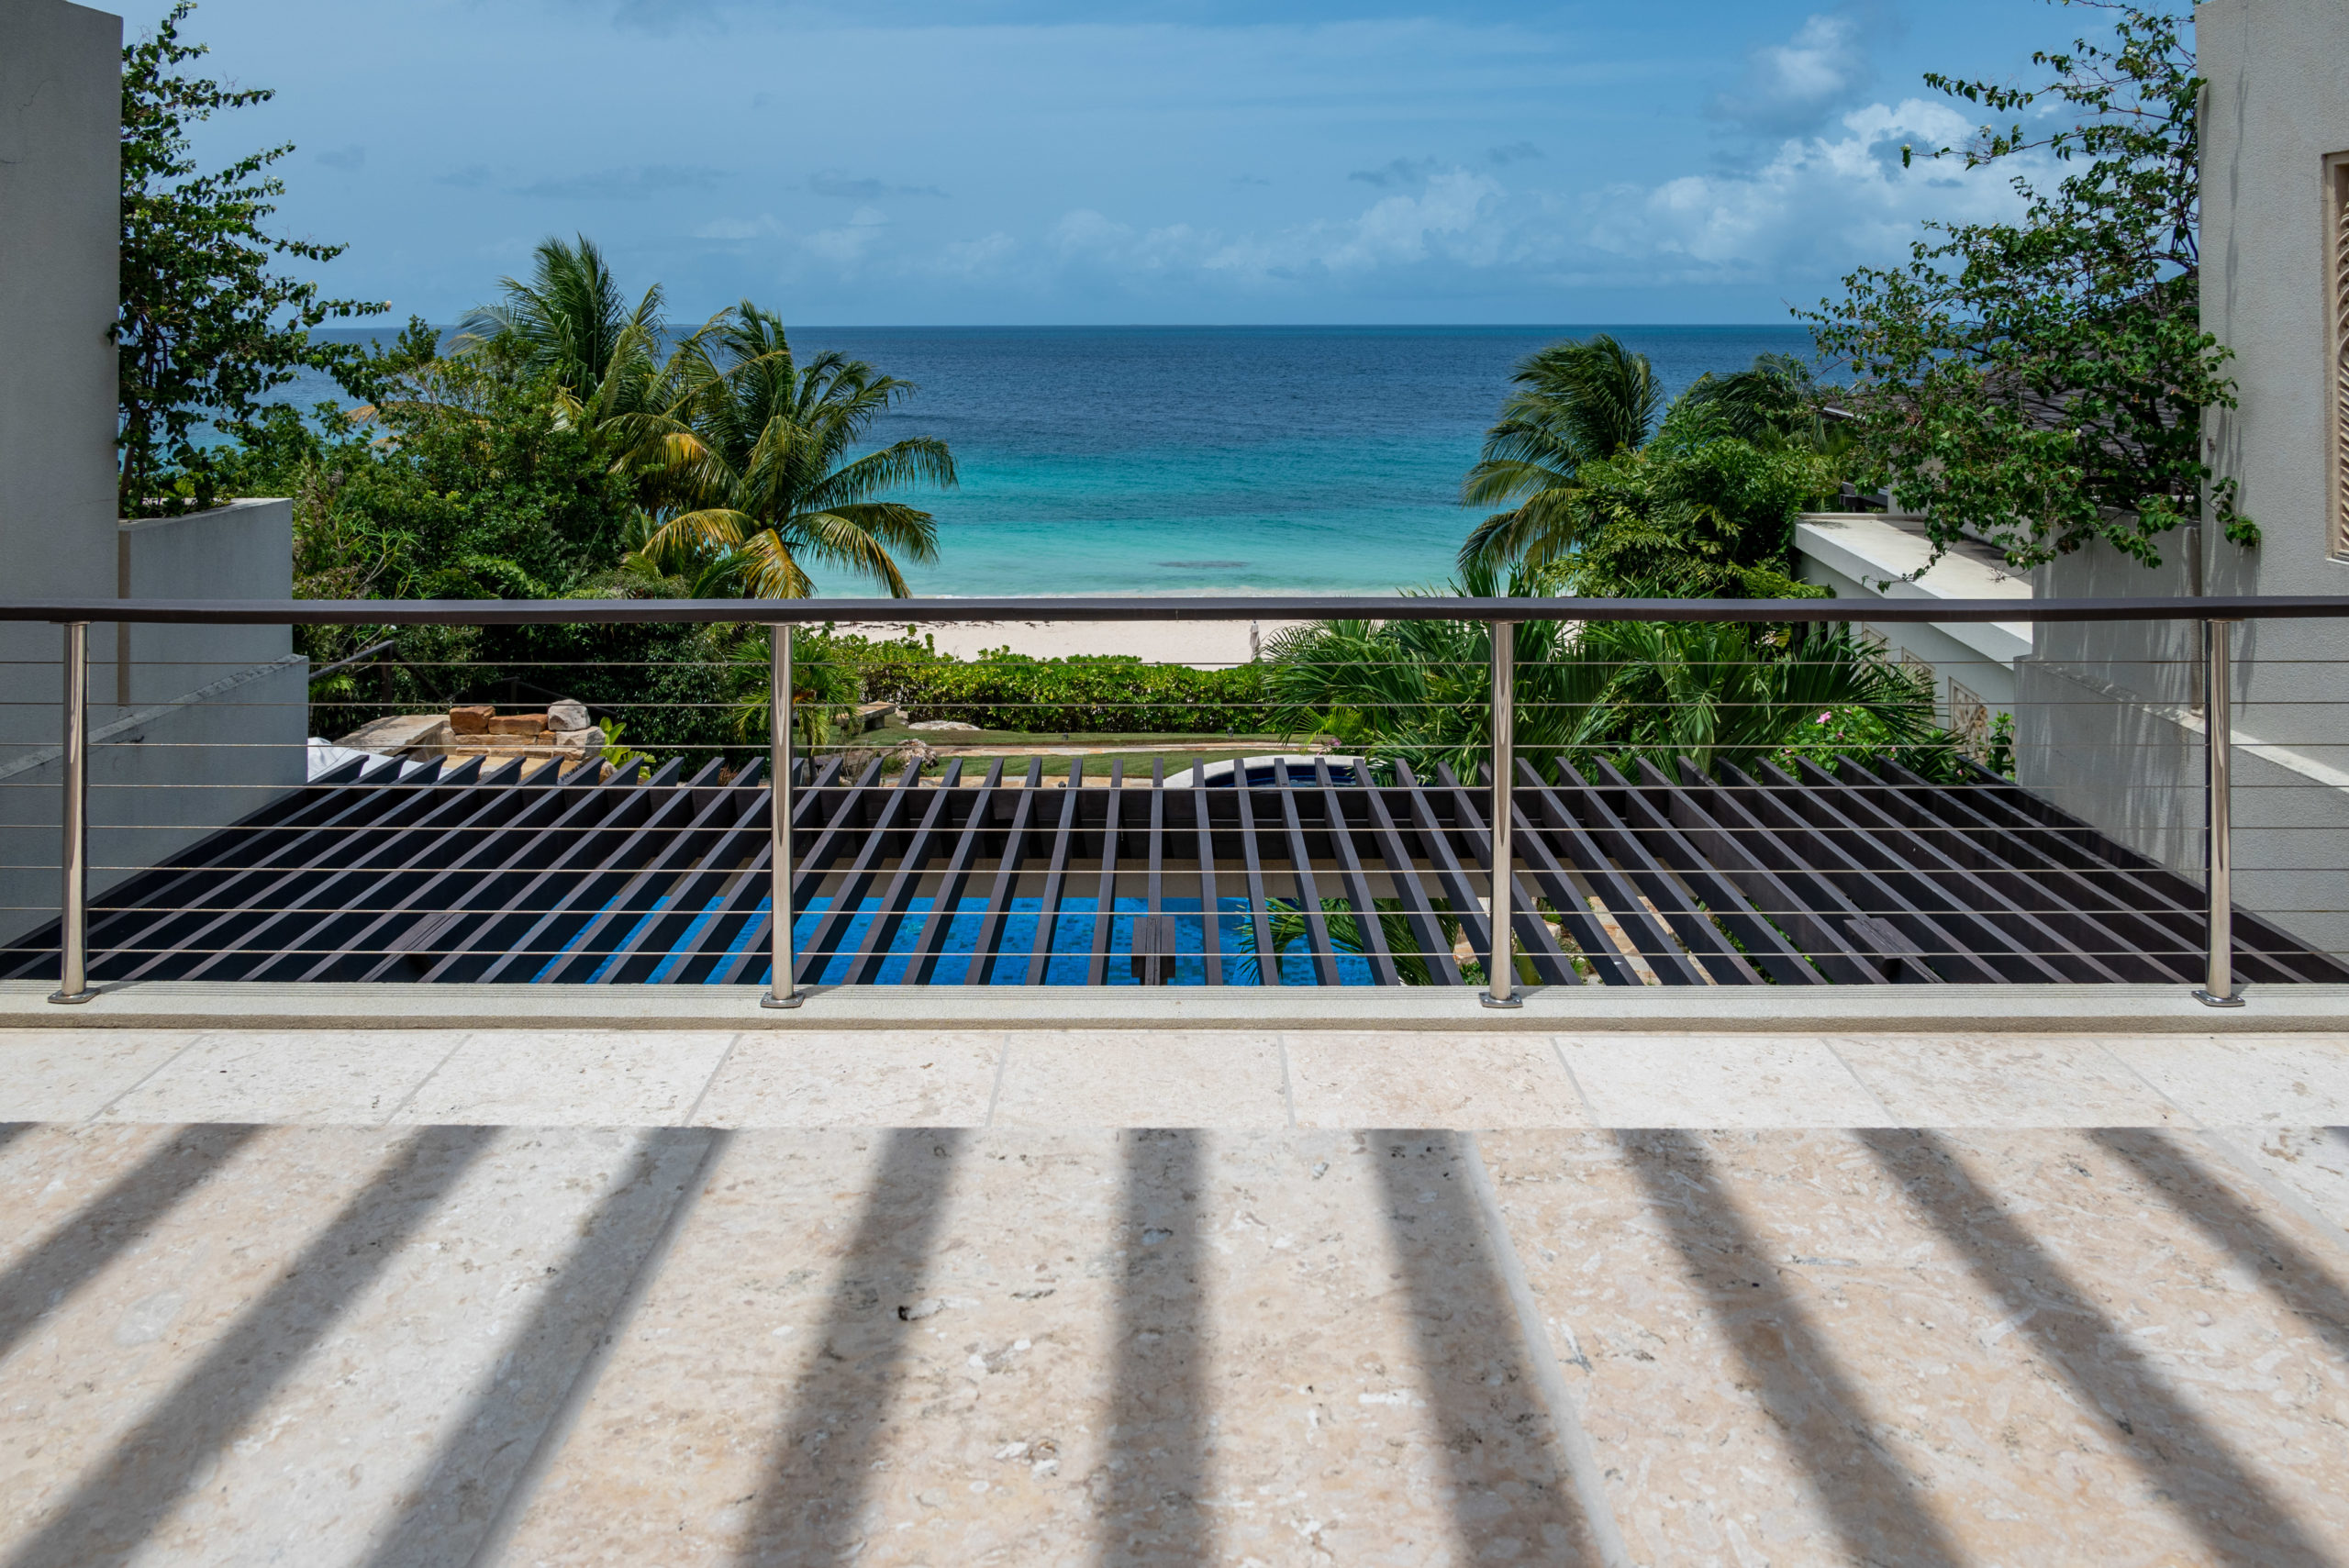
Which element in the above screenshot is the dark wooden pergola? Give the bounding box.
[7,751,2340,988]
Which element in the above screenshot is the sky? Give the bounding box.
[147,0,2107,326]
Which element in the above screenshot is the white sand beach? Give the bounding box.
[830,617,1313,668]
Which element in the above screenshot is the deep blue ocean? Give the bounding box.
[285,325,1817,596]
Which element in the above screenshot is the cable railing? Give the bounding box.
[3,591,2347,1008]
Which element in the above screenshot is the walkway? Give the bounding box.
[0,1028,2344,1564]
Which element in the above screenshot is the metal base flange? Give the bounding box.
[1478,994,1525,1010]
[46,988,97,1006]
[2192,988,2246,1008]
[759,993,805,1010]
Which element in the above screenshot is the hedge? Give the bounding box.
[832,640,1270,735]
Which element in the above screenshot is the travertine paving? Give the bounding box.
[0,1028,2342,1566]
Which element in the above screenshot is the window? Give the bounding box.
[1948,682,1990,762]
[2331,152,2349,559]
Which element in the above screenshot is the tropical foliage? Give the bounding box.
[625,305,955,598]
[1802,1,2248,566]
[118,3,384,517]
[729,631,1271,739]
[1456,337,1840,596]
[1264,567,1934,781]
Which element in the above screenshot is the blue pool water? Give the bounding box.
[537,893,1360,987]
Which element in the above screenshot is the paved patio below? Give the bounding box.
[0,1029,2344,1565]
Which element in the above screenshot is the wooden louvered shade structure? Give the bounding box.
[8,751,2342,988]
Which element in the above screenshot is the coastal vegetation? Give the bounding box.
[1264,567,1932,783]
[112,2,2214,784]
[117,2,385,517]
[1804,1,2245,565]
[1456,337,1836,599]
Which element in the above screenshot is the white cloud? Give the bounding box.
[803,205,890,265]
[932,231,1018,276]
[1711,10,1883,135]
[1204,168,1503,280]
[1572,99,2033,285]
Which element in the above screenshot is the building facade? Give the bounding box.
[0,0,308,955]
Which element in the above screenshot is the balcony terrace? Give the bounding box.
[0,592,2344,1564]
[0,1020,2345,1563]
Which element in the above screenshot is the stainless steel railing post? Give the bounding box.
[50,621,95,1004]
[1482,617,1522,1009]
[2194,617,2244,1006]
[762,623,802,1009]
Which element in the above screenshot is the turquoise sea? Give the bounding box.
[289,325,1818,596]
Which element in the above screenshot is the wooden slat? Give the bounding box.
[1312,758,1400,986]
[1494,760,1713,985]
[1190,769,1225,984]
[1712,760,2000,983]
[1661,759,1892,984]
[904,760,1007,984]
[1535,760,1760,984]
[963,759,1045,986]
[790,757,930,985]
[1581,758,1820,984]
[1022,762,1086,986]
[97,761,464,981]
[173,758,502,982]
[1424,762,1580,987]
[1389,759,1497,973]
[1353,777,1464,986]
[1273,778,1344,986]
[1230,772,1282,984]
[1773,760,2087,983]
[1085,762,1126,986]
[503,757,744,984]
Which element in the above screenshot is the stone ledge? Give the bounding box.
[2,979,2343,1033]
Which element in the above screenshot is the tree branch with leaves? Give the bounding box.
[1804,1,2249,570]
[117,2,384,517]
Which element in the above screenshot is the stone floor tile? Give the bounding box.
[1283,1031,1588,1128]
[395,1030,737,1126]
[2109,1033,2349,1126]
[0,1123,712,1568]
[692,1031,999,1127]
[1558,1035,1890,1127]
[1830,1035,2184,1126]
[0,1029,198,1121]
[991,1031,1287,1128]
[97,1029,467,1125]
[1480,1127,2349,1566]
[491,1129,1605,1567]
[490,1129,1117,1568]
[2208,1125,2349,1240]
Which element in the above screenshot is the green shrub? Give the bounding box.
[820,637,1270,735]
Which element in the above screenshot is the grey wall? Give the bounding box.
[0,4,310,964]
[117,499,294,706]
[0,0,122,742]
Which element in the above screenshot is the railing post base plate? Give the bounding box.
[2192,988,2246,1008]
[759,994,804,1010]
[1478,994,1524,1010]
[46,987,96,1006]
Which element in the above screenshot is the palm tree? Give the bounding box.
[1264,565,1932,779]
[1457,335,1664,573]
[633,304,955,598]
[452,234,663,410]
[1675,351,1853,457]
